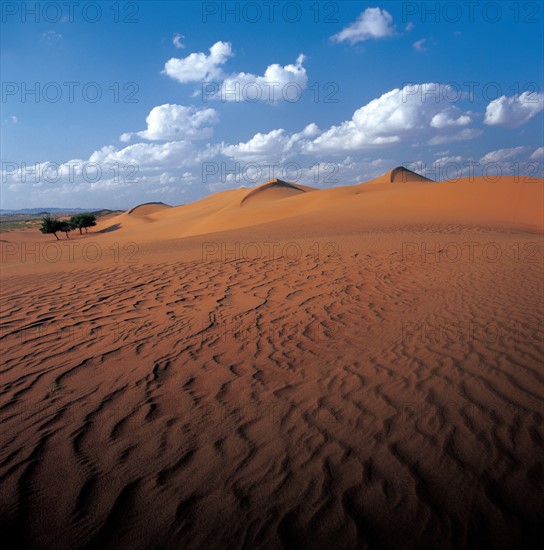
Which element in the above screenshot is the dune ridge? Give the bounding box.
[240,178,313,206]
[127,202,173,216]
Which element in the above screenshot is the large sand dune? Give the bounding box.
[85,170,543,244]
[1,169,543,548]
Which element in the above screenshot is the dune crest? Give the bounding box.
[240,178,313,206]
[389,166,434,183]
[363,166,434,184]
[127,202,173,216]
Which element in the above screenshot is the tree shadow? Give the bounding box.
[97,223,121,234]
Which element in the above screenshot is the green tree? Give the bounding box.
[69,214,84,234]
[39,216,61,240]
[70,213,97,234]
[58,221,72,239]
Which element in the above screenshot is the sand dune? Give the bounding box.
[1,169,543,548]
[82,169,543,245]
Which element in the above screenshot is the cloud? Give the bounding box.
[163,41,233,83]
[219,123,320,162]
[220,129,289,161]
[427,128,482,145]
[530,146,544,160]
[172,33,185,49]
[331,7,395,44]
[211,54,308,102]
[90,141,213,172]
[405,22,414,31]
[432,155,465,166]
[164,43,308,104]
[205,155,387,192]
[430,109,471,129]
[39,30,62,45]
[121,104,219,141]
[2,140,209,189]
[302,84,476,154]
[9,116,18,124]
[477,146,543,178]
[216,83,478,160]
[484,92,544,127]
[413,38,427,52]
[479,146,531,164]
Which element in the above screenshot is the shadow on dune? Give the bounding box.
[97,223,121,234]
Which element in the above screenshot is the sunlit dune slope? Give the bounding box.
[113,202,174,225]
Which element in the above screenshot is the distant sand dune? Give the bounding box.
[95,171,543,239]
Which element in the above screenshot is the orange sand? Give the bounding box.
[1,168,543,548]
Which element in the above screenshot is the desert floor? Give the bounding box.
[1,173,543,548]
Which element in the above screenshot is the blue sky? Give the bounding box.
[1,1,543,209]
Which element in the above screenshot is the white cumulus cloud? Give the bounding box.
[331,7,395,44]
[303,84,476,154]
[213,54,308,102]
[163,41,233,83]
[430,109,471,128]
[484,92,544,127]
[219,123,320,162]
[220,129,289,161]
[121,104,219,142]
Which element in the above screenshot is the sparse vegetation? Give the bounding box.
[1,210,117,233]
[38,213,98,239]
[39,216,72,239]
[58,221,72,238]
[39,216,62,240]
[69,213,97,234]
